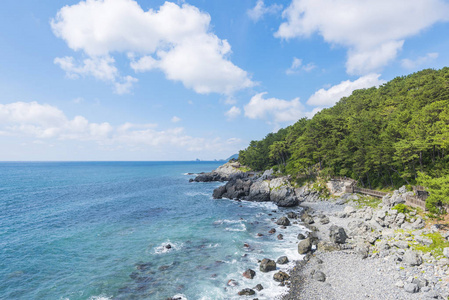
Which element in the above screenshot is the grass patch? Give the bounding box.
[411,232,449,258]
[392,203,410,214]
[351,195,382,209]
[238,166,251,172]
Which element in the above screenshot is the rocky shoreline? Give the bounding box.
[187,163,449,299]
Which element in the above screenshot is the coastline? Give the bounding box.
[193,162,449,300]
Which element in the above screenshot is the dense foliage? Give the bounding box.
[239,68,449,192]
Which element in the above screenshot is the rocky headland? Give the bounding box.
[189,163,449,299]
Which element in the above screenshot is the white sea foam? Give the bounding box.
[213,219,243,225]
[153,240,184,254]
[88,296,112,300]
[185,191,210,197]
[225,223,246,232]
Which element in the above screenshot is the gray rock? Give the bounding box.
[443,247,449,258]
[287,212,298,219]
[298,238,312,254]
[416,235,433,246]
[276,256,289,265]
[412,277,428,288]
[403,250,423,266]
[311,270,326,282]
[344,206,356,215]
[319,216,330,224]
[404,283,419,293]
[329,225,348,244]
[259,258,276,272]
[273,271,290,282]
[238,288,255,296]
[398,185,407,194]
[317,241,340,252]
[276,216,291,226]
[243,269,256,279]
[297,233,306,240]
[392,241,409,249]
[253,284,263,291]
[248,180,271,202]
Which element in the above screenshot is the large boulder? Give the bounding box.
[273,271,290,282]
[259,258,276,272]
[221,178,252,199]
[248,180,271,202]
[269,178,299,207]
[276,217,291,226]
[298,238,312,254]
[403,250,423,266]
[329,225,348,244]
[212,185,227,199]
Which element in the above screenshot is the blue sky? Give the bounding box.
[1,0,449,161]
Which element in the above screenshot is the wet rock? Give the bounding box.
[276,217,291,226]
[253,284,264,291]
[277,234,284,240]
[298,238,312,254]
[243,243,250,248]
[213,185,227,199]
[287,212,298,219]
[329,225,348,244]
[165,244,172,249]
[276,256,289,264]
[273,271,290,282]
[259,258,276,272]
[227,279,239,286]
[256,233,264,237]
[269,228,276,234]
[238,288,255,296]
[297,233,306,240]
[243,269,256,279]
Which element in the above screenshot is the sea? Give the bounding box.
[0,161,306,300]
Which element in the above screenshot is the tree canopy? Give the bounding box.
[239,68,449,190]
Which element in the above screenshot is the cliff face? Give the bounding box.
[189,162,244,182]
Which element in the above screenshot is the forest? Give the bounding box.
[238,68,449,210]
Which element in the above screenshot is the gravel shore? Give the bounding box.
[283,199,448,300]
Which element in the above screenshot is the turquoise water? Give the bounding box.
[0,162,305,300]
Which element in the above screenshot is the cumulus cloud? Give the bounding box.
[276,0,449,74]
[401,52,439,69]
[0,102,240,153]
[307,74,385,107]
[286,57,316,74]
[171,116,181,123]
[244,92,305,123]
[247,0,282,22]
[225,106,241,119]
[52,0,253,94]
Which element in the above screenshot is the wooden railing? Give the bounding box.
[353,187,388,198]
[405,195,427,211]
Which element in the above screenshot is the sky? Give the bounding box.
[1,0,449,161]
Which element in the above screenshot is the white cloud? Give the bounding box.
[225,106,241,119]
[307,74,385,107]
[0,102,241,154]
[244,92,305,123]
[248,0,282,22]
[286,57,316,74]
[276,0,449,74]
[401,52,439,69]
[52,0,253,95]
[171,116,181,123]
[54,56,138,94]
